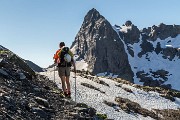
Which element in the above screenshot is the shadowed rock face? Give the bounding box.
[120,22,140,45]
[25,60,44,72]
[142,23,180,41]
[71,8,134,82]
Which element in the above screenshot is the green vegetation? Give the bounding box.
[96,113,107,119]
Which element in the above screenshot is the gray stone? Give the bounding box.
[35,97,49,108]
[0,69,8,76]
[31,107,48,118]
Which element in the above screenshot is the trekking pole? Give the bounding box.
[74,72,77,102]
[54,65,55,83]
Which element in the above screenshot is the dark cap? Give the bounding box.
[59,42,65,47]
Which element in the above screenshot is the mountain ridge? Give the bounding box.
[71,8,180,91]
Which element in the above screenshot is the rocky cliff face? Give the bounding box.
[71,8,134,82]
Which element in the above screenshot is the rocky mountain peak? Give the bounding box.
[125,20,132,26]
[83,8,104,25]
[71,9,134,81]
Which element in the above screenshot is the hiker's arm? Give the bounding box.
[68,50,74,58]
[53,54,57,63]
[68,50,76,73]
[72,59,76,73]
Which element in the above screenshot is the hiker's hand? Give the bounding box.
[74,68,76,73]
[74,72,76,78]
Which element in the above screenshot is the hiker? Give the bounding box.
[53,42,76,97]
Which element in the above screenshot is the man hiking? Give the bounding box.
[53,42,76,98]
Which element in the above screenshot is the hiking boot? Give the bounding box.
[67,92,71,98]
[64,92,69,97]
[64,91,71,98]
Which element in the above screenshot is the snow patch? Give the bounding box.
[165,45,173,47]
[0,58,3,63]
[175,97,180,105]
[71,44,78,54]
[120,25,132,33]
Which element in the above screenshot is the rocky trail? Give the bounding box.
[41,69,180,120]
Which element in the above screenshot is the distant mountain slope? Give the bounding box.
[0,45,35,76]
[113,22,180,90]
[25,60,44,72]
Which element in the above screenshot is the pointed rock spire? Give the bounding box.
[71,8,134,82]
[84,8,103,24]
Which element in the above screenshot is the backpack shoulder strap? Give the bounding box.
[57,48,62,57]
[68,49,74,58]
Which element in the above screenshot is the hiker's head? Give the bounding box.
[59,42,65,48]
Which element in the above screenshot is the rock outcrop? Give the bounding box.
[119,20,140,44]
[142,23,180,41]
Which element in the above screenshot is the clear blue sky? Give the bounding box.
[0,0,180,68]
